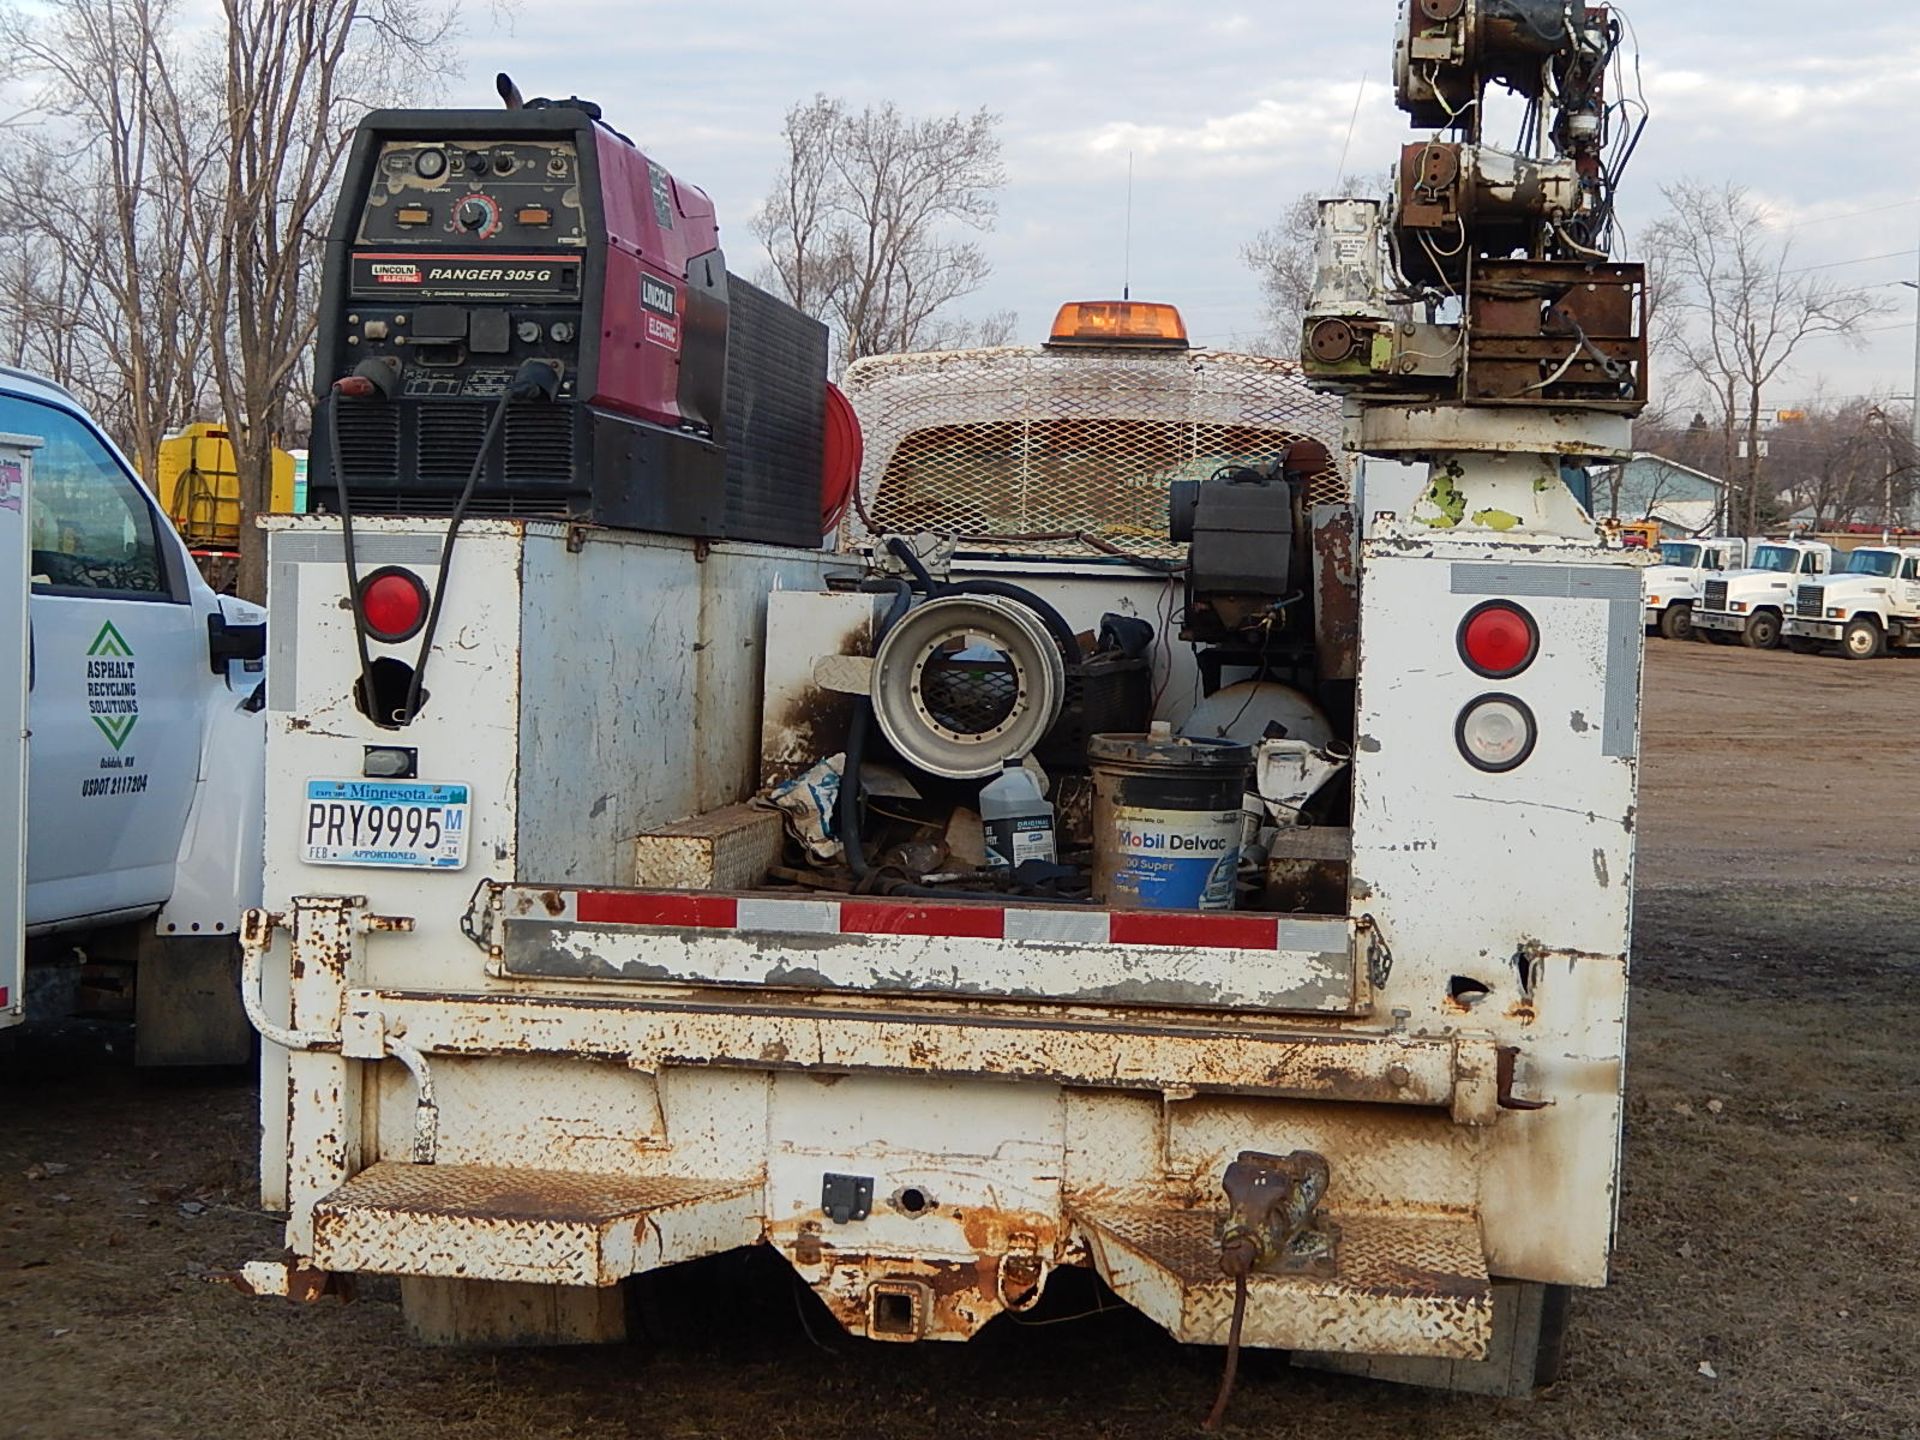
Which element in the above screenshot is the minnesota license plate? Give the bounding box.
[303,780,470,870]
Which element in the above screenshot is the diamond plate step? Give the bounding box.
[1071,1203,1492,1358]
[310,1163,762,1288]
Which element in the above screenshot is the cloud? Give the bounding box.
[450,0,1916,399]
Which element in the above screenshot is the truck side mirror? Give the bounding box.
[207,611,266,676]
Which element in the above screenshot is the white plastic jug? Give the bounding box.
[981,761,1057,871]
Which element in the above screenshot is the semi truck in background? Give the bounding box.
[0,367,268,1064]
[1642,536,1748,641]
[1688,539,1833,649]
[234,6,1652,1422]
[1781,544,1920,659]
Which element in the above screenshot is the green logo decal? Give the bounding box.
[93,711,137,750]
[87,621,132,657]
[86,622,138,751]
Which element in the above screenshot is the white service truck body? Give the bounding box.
[240,341,1642,1392]
[1688,540,1833,649]
[1642,536,1747,640]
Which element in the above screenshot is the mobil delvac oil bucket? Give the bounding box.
[1088,729,1253,911]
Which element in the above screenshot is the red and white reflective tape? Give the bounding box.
[570,889,1294,953]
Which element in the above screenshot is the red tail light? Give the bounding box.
[359,567,429,643]
[1458,601,1539,679]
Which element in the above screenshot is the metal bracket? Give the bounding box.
[821,1172,874,1225]
[1497,1045,1553,1111]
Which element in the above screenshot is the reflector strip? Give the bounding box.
[564,889,1312,952]
[1111,913,1281,951]
[576,891,738,928]
[736,897,840,934]
[841,902,1006,940]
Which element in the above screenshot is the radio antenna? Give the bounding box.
[1334,75,1367,191]
[1123,150,1134,300]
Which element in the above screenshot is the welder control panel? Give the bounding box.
[342,138,587,400]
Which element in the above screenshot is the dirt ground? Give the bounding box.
[4,639,1917,1440]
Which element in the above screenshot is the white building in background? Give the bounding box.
[1590,452,1728,536]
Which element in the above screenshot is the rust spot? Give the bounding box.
[539,889,565,917]
[1312,506,1361,682]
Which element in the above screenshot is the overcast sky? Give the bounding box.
[463,0,1920,411]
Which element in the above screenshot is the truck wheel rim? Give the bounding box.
[871,593,1067,779]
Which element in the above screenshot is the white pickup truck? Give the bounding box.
[1642,537,1748,641]
[1781,545,1920,659]
[0,365,268,1063]
[1689,540,1833,650]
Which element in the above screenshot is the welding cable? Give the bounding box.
[326,396,382,726]
[401,361,560,724]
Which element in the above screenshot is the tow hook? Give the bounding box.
[1204,1150,1336,1431]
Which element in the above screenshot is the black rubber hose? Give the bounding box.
[838,579,914,881]
[881,536,1084,664]
[884,536,938,593]
[939,581,1084,664]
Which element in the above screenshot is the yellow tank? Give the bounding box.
[153,423,296,549]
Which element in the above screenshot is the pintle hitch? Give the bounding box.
[1205,1149,1337,1431]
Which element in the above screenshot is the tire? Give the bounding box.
[1740,610,1782,649]
[1841,616,1885,660]
[1657,604,1693,641]
[1783,636,1820,655]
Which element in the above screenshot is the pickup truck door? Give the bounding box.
[0,436,30,1023]
[15,394,207,929]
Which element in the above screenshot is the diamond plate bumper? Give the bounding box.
[310,1163,763,1288]
[1072,1203,1492,1358]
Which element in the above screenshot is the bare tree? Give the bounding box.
[0,0,456,598]
[168,0,456,601]
[1242,174,1386,352]
[1643,182,1887,534]
[919,308,1019,352]
[0,0,215,481]
[756,97,1005,371]
[1760,397,1916,531]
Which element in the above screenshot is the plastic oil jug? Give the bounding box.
[981,761,1057,871]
